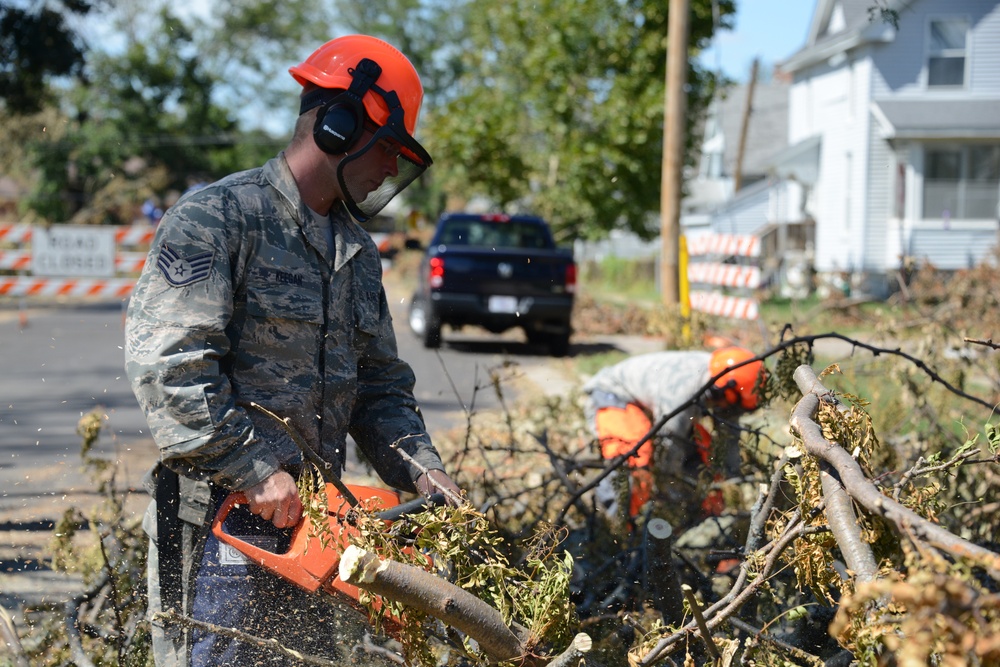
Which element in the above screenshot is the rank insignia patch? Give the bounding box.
[156,245,214,287]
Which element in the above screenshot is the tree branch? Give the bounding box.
[0,603,29,667]
[339,545,531,663]
[152,610,341,666]
[251,402,360,507]
[791,365,1000,579]
[818,461,879,584]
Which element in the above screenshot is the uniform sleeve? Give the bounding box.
[124,194,282,491]
[349,284,445,491]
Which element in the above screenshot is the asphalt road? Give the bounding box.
[0,301,153,523]
[0,271,657,608]
[0,270,614,522]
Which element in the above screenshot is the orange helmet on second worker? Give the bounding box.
[289,34,424,135]
[709,346,766,410]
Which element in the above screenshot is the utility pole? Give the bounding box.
[733,58,760,193]
[660,0,690,306]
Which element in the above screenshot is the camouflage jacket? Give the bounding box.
[582,351,714,440]
[125,153,443,493]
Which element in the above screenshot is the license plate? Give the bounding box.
[487,295,518,313]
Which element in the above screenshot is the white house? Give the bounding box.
[776,0,1000,294]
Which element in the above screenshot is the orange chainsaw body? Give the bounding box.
[210,483,400,602]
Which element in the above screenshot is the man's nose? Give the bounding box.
[382,154,399,178]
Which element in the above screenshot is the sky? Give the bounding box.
[698,1,818,82]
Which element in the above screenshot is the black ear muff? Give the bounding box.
[299,58,384,156]
[709,379,737,405]
[312,95,366,155]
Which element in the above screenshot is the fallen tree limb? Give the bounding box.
[340,545,528,662]
[819,462,879,584]
[791,365,1000,580]
[152,610,340,666]
[544,633,592,667]
[556,330,996,527]
[64,599,97,667]
[728,616,825,667]
[339,545,593,666]
[637,512,823,664]
[0,603,29,667]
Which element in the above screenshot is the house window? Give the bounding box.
[923,145,1000,219]
[927,18,968,87]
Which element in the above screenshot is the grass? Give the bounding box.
[573,349,632,377]
[578,257,660,304]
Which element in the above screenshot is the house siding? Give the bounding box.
[789,57,872,273]
[864,110,894,272]
[971,5,1000,91]
[872,0,1000,96]
[711,183,771,237]
[790,0,1000,278]
[909,227,999,269]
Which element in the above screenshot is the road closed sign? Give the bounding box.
[32,225,117,277]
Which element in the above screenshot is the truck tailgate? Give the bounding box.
[435,247,573,297]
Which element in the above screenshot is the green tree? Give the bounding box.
[192,0,335,124]
[423,0,733,241]
[23,6,278,223]
[190,0,737,239]
[0,0,96,114]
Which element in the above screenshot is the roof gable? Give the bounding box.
[808,0,895,43]
[784,0,909,72]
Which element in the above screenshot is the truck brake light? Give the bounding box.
[565,263,577,293]
[429,256,445,289]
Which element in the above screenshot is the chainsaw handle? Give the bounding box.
[213,490,249,528]
[210,483,403,594]
[376,493,445,522]
[211,491,331,592]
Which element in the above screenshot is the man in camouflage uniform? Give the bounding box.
[582,347,765,520]
[125,35,459,666]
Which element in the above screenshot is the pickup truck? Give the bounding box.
[407,212,576,356]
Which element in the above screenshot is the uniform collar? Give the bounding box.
[264,153,364,271]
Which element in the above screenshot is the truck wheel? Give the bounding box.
[547,333,570,358]
[408,298,442,349]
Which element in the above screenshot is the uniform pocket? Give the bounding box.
[236,283,323,380]
[246,284,323,323]
[353,288,380,337]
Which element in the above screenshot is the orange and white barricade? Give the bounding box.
[685,233,761,321]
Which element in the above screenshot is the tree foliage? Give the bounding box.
[421,0,733,241]
[0,0,96,115]
[18,5,278,224]
[4,0,735,232]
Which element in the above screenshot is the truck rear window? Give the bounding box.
[438,220,552,250]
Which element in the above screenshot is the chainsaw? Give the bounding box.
[210,483,443,606]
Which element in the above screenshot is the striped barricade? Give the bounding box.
[685,233,761,321]
[687,233,761,258]
[0,277,137,298]
[689,290,759,320]
[0,223,155,302]
[686,261,761,289]
[0,224,156,247]
[0,249,148,273]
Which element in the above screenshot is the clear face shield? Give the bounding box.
[337,93,432,222]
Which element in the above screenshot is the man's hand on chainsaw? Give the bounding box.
[415,469,463,506]
[243,470,303,528]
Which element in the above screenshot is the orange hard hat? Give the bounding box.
[709,346,765,410]
[289,34,424,135]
